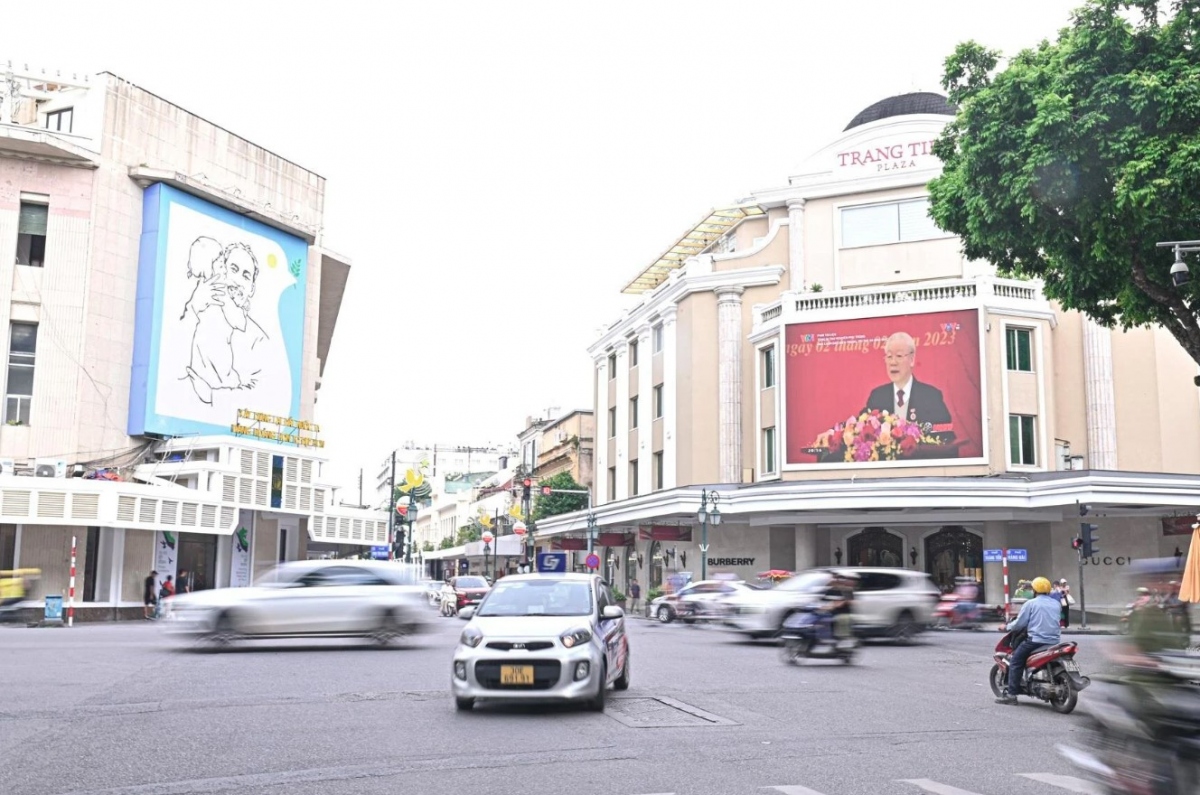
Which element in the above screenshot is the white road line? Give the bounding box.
[763,786,830,795]
[897,780,986,795]
[1018,773,1104,793]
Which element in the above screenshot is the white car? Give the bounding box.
[162,559,429,648]
[721,567,940,641]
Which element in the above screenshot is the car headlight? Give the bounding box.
[460,627,483,648]
[560,628,592,648]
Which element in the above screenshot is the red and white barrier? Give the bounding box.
[68,535,76,628]
[1002,550,1010,626]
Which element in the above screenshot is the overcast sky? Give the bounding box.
[1,0,1086,498]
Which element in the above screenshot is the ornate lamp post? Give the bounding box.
[482,529,494,579]
[697,489,722,581]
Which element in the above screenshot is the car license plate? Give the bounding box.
[500,665,534,685]
[1062,659,1079,672]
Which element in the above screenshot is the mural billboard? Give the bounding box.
[129,184,308,437]
[784,309,983,468]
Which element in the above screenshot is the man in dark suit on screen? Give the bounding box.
[864,332,952,424]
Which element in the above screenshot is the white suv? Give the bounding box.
[721,567,940,641]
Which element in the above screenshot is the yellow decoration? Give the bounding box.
[267,253,278,268]
[507,503,523,519]
[398,469,425,494]
[479,513,494,529]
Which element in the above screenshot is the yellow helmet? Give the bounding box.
[1031,577,1053,594]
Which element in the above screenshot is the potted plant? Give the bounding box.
[611,588,626,608]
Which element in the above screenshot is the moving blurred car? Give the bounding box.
[162,560,428,648]
[450,573,629,712]
[440,575,491,617]
[721,567,939,641]
[420,580,443,608]
[649,579,763,624]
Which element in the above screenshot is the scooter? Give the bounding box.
[0,568,40,624]
[777,606,859,665]
[932,594,983,629]
[989,628,1090,713]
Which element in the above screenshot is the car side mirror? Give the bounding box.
[458,606,476,620]
[601,605,624,620]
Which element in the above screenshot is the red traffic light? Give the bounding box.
[1071,537,1082,550]
[541,485,552,496]
[523,478,532,488]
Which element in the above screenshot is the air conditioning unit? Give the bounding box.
[35,459,67,478]
[0,459,14,476]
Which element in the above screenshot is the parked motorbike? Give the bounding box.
[777,606,859,665]
[988,628,1089,713]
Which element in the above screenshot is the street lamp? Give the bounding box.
[697,489,721,580]
[482,529,494,580]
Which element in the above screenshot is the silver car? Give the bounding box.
[162,559,429,648]
[450,573,630,712]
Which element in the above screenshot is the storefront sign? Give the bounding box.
[230,510,254,587]
[231,409,325,448]
[707,557,756,567]
[836,139,937,173]
[1081,556,1134,566]
[154,531,179,582]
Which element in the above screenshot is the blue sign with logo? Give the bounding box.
[1007,548,1028,562]
[44,594,63,621]
[537,553,567,573]
[983,549,1003,563]
[370,546,390,561]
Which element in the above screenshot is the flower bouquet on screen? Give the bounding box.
[804,410,945,463]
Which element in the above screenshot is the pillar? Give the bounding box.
[1082,318,1118,469]
[594,356,609,503]
[614,339,630,500]
[716,286,745,483]
[636,323,654,494]
[661,304,679,489]
[787,198,806,291]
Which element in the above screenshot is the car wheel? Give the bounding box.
[455,697,474,712]
[614,652,631,691]
[372,611,403,646]
[205,611,239,650]
[657,605,673,624]
[892,610,917,645]
[588,664,607,712]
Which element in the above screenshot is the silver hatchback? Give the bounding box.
[450,573,630,712]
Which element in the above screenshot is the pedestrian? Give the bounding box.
[629,581,641,615]
[1056,578,1075,628]
[143,570,158,620]
[177,569,194,594]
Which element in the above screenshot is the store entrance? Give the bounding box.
[925,526,983,597]
[178,534,219,592]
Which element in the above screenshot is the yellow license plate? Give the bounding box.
[500,665,534,685]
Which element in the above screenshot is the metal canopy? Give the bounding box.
[621,203,766,295]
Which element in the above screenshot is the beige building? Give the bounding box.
[535,92,1200,615]
[532,410,594,488]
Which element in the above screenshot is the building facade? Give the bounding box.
[374,442,514,509]
[0,63,386,618]
[536,92,1200,613]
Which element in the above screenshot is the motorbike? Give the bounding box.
[932,594,983,629]
[0,568,40,623]
[988,628,1090,713]
[777,606,860,665]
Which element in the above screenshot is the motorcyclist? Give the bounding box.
[820,572,857,642]
[995,575,1061,705]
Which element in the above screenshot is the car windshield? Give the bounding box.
[477,579,593,617]
[456,577,488,589]
[774,571,831,593]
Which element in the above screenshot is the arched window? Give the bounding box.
[924,526,983,595]
[846,527,904,568]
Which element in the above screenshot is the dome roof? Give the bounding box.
[844,92,956,131]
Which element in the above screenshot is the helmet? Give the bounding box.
[1031,577,1053,594]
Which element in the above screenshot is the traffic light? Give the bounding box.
[522,478,532,501]
[393,528,407,558]
[541,485,553,496]
[1071,537,1083,552]
[1080,522,1099,557]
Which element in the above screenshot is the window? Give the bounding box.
[629,339,638,367]
[608,407,616,438]
[5,323,36,425]
[653,384,664,419]
[45,108,73,133]
[762,427,777,475]
[629,459,639,496]
[629,396,639,429]
[607,352,617,380]
[761,346,776,389]
[1009,415,1037,466]
[1006,327,1033,372]
[652,323,664,353]
[653,452,664,490]
[840,197,946,248]
[16,202,48,267]
[607,466,616,497]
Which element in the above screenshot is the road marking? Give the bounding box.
[897,780,986,795]
[763,786,830,795]
[1018,773,1104,793]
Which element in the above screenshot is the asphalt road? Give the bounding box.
[1,614,1121,795]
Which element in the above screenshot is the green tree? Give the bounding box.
[421,540,434,552]
[439,536,456,550]
[455,524,480,546]
[928,0,1200,369]
[532,471,589,520]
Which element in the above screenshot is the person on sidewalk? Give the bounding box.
[996,576,1061,705]
[143,570,159,620]
[1056,579,1075,628]
[629,581,641,615]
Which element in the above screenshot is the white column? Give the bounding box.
[614,339,630,500]
[716,286,745,484]
[787,198,806,291]
[637,324,654,494]
[661,304,679,489]
[594,356,609,504]
[1082,318,1118,469]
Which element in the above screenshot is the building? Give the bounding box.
[0,62,387,618]
[374,442,514,509]
[519,409,594,487]
[534,91,1200,614]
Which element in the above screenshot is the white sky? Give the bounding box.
[1,0,1085,498]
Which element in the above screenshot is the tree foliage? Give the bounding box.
[455,525,480,546]
[928,0,1200,368]
[438,536,456,550]
[531,471,589,520]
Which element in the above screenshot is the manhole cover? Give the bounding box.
[606,697,739,728]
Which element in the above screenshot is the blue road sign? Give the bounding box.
[1007,548,1028,562]
[537,552,567,573]
[44,594,63,621]
[983,549,1003,563]
[370,546,390,561]
[585,553,601,570]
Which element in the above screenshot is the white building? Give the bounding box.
[0,62,387,618]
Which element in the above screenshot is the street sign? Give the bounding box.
[585,553,600,570]
[537,552,567,573]
[983,549,1003,563]
[513,521,527,536]
[1007,548,1028,562]
[370,546,390,561]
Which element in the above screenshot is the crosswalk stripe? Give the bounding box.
[1017,773,1103,793]
[897,780,985,795]
[763,786,829,795]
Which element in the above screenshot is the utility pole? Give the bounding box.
[387,451,397,561]
[357,468,363,508]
